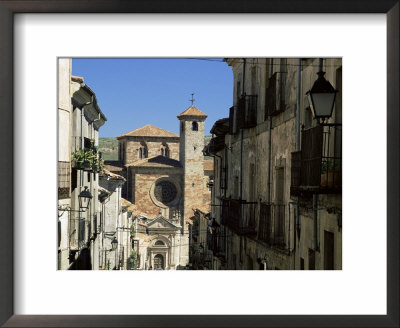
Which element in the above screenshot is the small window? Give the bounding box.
[155,240,165,246]
[192,121,198,131]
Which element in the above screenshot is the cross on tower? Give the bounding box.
[189,93,195,106]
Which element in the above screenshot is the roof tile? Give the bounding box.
[118,124,179,138]
[177,105,207,119]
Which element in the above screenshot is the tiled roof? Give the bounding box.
[121,198,132,209]
[100,168,126,181]
[203,160,214,171]
[126,155,182,168]
[210,117,229,136]
[117,124,179,138]
[104,161,124,172]
[177,105,207,119]
[194,204,211,214]
[98,186,110,195]
[71,75,84,83]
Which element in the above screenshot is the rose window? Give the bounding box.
[154,180,177,204]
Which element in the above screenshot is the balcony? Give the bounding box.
[258,203,286,248]
[291,124,342,195]
[221,199,257,236]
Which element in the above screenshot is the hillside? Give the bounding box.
[99,138,118,160]
[99,136,214,161]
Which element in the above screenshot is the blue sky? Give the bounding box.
[72,58,233,137]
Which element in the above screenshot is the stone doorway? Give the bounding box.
[154,254,164,270]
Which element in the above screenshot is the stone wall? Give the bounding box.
[129,166,183,219]
[120,137,180,164]
[213,58,342,270]
[179,117,207,223]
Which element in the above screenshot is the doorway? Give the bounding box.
[154,254,164,270]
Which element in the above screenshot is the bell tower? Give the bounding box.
[177,103,207,263]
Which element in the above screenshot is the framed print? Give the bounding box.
[0,1,399,327]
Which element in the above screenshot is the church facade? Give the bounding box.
[106,105,213,269]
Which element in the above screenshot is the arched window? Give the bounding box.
[155,240,165,246]
[192,121,198,131]
[138,142,148,159]
[160,143,170,158]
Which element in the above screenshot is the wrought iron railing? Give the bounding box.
[221,199,257,235]
[259,203,272,244]
[258,203,286,248]
[273,204,285,247]
[291,124,342,195]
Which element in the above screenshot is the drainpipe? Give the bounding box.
[266,59,273,204]
[296,59,301,152]
[240,58,246,200]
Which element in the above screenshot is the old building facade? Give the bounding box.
[57,59,108,270]
[107,106,213,269]
[205,58,342,270]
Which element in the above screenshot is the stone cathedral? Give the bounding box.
[107,105,213,270]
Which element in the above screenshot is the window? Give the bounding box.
[155,240,165,246]
[191,121,198,131]
[160,143,169,157]
[138,143,148,159]
[275,167,284,204]
[154,180,177,204]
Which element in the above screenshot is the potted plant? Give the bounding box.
[72,148,98,170]
[320,159,341,187]
[71,149,85,169]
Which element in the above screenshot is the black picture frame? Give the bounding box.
[0,1,398,327]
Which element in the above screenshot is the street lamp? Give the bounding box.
[78,186,92,211]
[111,237,118,251]
[111,237,118,270]
[306,71,338,123]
